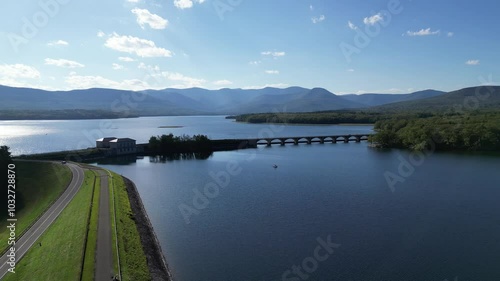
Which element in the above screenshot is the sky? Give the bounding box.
[0,0,499,94]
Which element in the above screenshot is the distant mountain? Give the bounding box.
[0,84,455,119]
[341,89,445,107]
[218,87,365,113]
[146,87,309,114]
[372,86,500,112]
[0,85,200,116]
[0,85,364,116]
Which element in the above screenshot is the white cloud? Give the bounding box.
[465,60,480,65]
[0,64,41,79]
[152,71,206,88]
[174,0,205,9]
[406,28,440,36]
[104,33,172,58]
[112,63,125,70]
[97,30,106,38]
[363,13,383,25]
[213,80,233,86]
[127,0,140,2]
[348,21,358,30]
[47,40,69,47]
[0,64,42,88]
[138,62,160,72]
[242,83,289,90]
[351,88,413,95]
[265,70,279,74]
[311,15,326,24]
[261,51,286,57]
[137,63,205,88]
[44,58,85,68]
[447,32,454,37]
[309,5,313,11]
[347,69,355,72]
[249,60,261,65]
[131,8,168,30]
[65,74,150,90]
[118,56,136,62]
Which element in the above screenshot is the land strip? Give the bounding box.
[122,176,172,281]
[0,163,86,279]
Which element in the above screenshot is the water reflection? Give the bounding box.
[90,152,214,165]
[93,155,139,165]
[149,152,213,162]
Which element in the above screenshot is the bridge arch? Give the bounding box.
[311,137,324,144]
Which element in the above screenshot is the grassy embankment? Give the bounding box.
[3,170,96,281]
[2,163,150,281]
[0,161,72,254]
[109,170,151,281]
[81,170,101,280]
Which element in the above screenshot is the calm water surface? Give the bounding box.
[2,116,499,280]
[0,116,372,155]
[96,146,500,281]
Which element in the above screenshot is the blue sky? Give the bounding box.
[0,0,498,94]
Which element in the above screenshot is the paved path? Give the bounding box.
[94,170,113,281]
[0,162,85,280]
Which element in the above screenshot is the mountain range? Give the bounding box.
[0,85,451,117]
[372,86,500,112]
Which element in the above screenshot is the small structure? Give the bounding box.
[109,138,137,155]
[96,137,137,155]
[96,137,117,148]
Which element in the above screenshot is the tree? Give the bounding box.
[0,146,13,220]
[0,145,12,164]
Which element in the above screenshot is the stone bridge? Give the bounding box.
[246,134,373,147]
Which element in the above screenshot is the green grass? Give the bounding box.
[0,161,72,254]
[81,170,100,281]
[3,170,96,281]
[109,170,120,276]
[110,171,151,281]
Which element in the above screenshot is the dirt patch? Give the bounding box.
[123,176,172,281]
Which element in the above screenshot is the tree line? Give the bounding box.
[148,134,212,153]
[234,109,500,152]
[0,109,136,120]
[370,110,500,151]
[235,111,433,125]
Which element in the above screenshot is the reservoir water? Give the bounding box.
[1,116,500,280]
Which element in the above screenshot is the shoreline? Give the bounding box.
[234,120,375,126]
[122,176,173,281]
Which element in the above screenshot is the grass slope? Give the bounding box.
[81,171,100,281]
[3,170,95,281]
[0,161,71,254]
[110,171,150,281]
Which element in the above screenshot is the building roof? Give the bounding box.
[109,138,136,143]
[96,137,117,142]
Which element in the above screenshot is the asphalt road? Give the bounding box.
[95,169,113,281]
[0,162,84,280]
